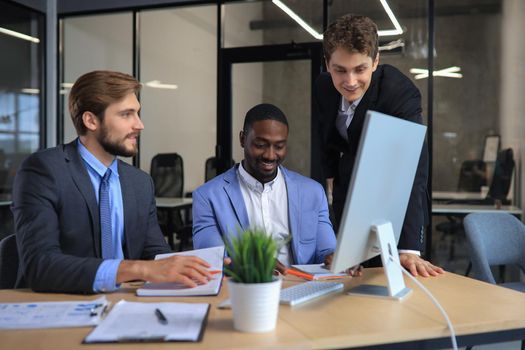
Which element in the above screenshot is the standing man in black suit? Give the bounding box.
[12,70,213,293]
[315,14,443,277]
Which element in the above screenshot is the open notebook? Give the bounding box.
[136,246,225,297]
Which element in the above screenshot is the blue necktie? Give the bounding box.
[99,169,113,259]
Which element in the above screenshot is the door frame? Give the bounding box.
[216,42,324,183]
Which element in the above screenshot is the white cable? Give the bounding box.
[390,257,458,350]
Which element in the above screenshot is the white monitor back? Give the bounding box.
[330,110,427,273]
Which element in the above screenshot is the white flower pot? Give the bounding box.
[228,278,282,333]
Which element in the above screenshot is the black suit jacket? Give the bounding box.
[314,64,429,251]
[12,140,171,293]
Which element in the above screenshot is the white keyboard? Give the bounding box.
[280,281,344,306]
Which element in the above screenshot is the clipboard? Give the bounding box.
[84,300,210,343]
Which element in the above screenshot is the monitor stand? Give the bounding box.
[348,222,412,301]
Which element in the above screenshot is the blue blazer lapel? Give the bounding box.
[223,167,249,231]
[64,140,101,257]
[282,167,300,249]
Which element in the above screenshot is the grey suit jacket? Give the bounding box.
[12,140,170,293]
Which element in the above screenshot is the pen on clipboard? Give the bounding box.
[155,308,168,325]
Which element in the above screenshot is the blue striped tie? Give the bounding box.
[99,169,113,259]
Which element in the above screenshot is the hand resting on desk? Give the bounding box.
[399,253,444,277]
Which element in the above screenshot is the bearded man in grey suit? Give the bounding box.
[12,70,212,293]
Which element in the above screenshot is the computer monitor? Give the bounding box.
[330,110,427,300]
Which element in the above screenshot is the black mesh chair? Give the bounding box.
[150,153,192,251]
[205,157,217,183]
[0,234,18,289]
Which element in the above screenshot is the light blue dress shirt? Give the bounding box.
[77,140,125,292]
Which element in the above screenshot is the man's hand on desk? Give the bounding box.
[117,255,213,288]
[323,253,363,277]
[399,253,444,277]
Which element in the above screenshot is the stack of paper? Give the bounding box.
[0,296,109,329]
[137,246,225,296]
[84,300,209,343]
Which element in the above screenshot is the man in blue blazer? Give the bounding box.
[12,71,212,293]
[193,104,336,271]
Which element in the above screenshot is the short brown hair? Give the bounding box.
[323,14,378,62]
[68,70,141,135]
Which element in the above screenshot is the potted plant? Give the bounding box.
[224,228,282,333]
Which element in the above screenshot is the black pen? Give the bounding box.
[155,308,168,325]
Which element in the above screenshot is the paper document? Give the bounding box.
[289,264,347,280]
[84,300,209,343]
[137,246,225,296]
[0,296,109,329]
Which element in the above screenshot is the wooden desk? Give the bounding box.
[432,191,485,202]
[2,269,525,349]
[432,203,522,218]
[155,197,193,250]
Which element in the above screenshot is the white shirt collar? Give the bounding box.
[238,161,281,194]
[340,96,363,114]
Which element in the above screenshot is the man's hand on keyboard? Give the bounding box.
[323,253,363,277]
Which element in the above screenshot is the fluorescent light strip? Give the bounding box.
[272,0,402,40]
[21,88,40,94]
[144,80,178,90]
[378,0,403,36]
[0,26,40,43]
[379,39,404,51]
[272,0,323,40]
[409,66,462,80]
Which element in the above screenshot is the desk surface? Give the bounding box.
[432,203,522,216]
[432,191,486,201]
[155,197,192,209]
[2,269,525,349]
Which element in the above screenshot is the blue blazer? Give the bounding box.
[192,165,336,264]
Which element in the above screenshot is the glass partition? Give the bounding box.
[139,5,216,193]
[61,13,133,144]
[0,1,44,239]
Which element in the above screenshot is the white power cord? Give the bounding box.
[390,256,458,350]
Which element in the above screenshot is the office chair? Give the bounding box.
[463,212,525,350]
[150,153,192,251]
[0,234,18,289]
[205,157,235,182]
[486,148,515,205]
[205,157,217,182]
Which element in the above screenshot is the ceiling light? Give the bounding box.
[144,80,178,90]
[21,88,40,94]
[379,39,404,51]
[272,0,402,40]
[378,0,403,36]
[409,66,462,80]
[0,26,40,43]
[272,0,323,40]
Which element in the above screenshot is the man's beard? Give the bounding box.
[98,125,138,158]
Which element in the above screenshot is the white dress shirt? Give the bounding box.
[237,162,291,266]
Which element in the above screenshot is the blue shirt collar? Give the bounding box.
[77,139,119,178]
